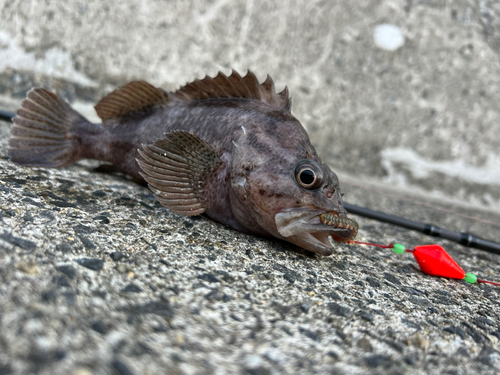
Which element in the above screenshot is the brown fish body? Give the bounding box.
[8,71,358,255]
[78,99,297,179]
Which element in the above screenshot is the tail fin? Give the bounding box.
[8,88,88,167]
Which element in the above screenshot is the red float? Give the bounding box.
[413,244,465,279]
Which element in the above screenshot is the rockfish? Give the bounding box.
[8,70,358,255]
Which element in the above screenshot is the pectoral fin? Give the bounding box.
[136,131,225,216]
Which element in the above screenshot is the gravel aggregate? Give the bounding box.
[1,116,500,374]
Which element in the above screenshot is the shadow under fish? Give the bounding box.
[8,70,358,255]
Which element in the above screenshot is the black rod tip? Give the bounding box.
[0,110,15,122]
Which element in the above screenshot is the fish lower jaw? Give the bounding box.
[305,233,335,256]
[309,232,346,249]
[310,232,333,247]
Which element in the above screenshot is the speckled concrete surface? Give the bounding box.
[1,112,500,374]
[1,1,500,374]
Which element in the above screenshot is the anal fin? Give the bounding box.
[136,131,225,216]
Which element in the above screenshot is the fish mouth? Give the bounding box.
[275,207,358,255]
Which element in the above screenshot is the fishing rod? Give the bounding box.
[0,109,14,122]
[1,108,499,254]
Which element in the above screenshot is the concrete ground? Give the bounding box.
[1,1,500,374]
[1,0,500,210]
[1,117,500,374]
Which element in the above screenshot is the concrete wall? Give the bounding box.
[1,0,499,210]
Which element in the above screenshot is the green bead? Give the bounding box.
[392,243,405,254]
[464,273,477,284]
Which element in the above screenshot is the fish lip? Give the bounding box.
[275,207,358,251]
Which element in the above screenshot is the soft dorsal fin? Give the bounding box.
[173,70,292,112]
[95,81,169,121]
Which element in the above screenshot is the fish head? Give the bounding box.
[273,160,359,255]
[230,127,358,256]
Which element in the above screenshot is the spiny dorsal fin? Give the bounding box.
[278,86,292,112]
[95,81,169,121]
[136,131,225,216]
[173,70,291,112]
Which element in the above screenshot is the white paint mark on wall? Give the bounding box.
[373,24,405,51]
[381,147,500,186]
[0,31,96,87]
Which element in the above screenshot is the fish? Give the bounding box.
[8,70,358,255]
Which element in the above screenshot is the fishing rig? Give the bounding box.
[1,109,499,286]
[344,203,500,255]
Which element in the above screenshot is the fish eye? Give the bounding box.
[294,160,323,190]
[299,169,315,185]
